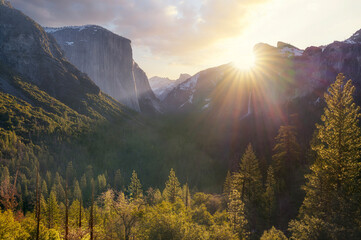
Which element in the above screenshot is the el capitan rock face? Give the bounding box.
[46,25,160,113]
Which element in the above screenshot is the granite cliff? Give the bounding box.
[46,25,160,113]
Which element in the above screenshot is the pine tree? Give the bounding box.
[89,179,95,240]
[69,199,83,229]
[227,189,249,239]
[272,125,300,183]
[73,180,82,201]
[223,171,233,197]
[182,183,191,208]
[65,182,69,240]
[263,166,276,225]
[0,166,9,182]
[47,190,60,229]
[35,169,40,240]
[54,173,65,203]
[260,226,287,240]
[128,170,142,199]
[41,180,48,199]
[290,74,361,239]
[234,144,262,203]
[163,168,182,203]
[97,174,107,193]
[45,171,52,188]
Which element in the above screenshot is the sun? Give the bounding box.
[232,52,256,71]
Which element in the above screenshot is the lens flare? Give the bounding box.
[232,52,256,70]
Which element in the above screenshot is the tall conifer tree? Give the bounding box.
[272,125,300,183]
[164,168,182,203]
[128,170,142,199]
[290,74,361,239]
[234,144,262,203]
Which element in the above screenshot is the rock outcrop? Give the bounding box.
[0,2,127,119]
[46,25,160,113]
[133,61,162,114]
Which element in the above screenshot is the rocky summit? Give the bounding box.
[45,25,160,114]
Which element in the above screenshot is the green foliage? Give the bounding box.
[289,215,333,240]
[73,180,82,201]
[0,210,29,239]
[20,214,62,240]
[272,125,300,184]
[263,166,276,225]
[209,224,238,240]
[223,171,232,197]
[69,199,85,228]
[97,174,107,193]
[163,168,182,203]
[233,144,262,204]
[291,73,361,239]
[128,170,143,199]
[182,184,191,208]
[45,190,60,229]
[1,68,361,239]
[145,187,163,205]
[191,204,214,227]
[260,226,287,240]
[231,144,263,237]
[137,200,207,240]
[192,192,223,215]
[227,189,249,239]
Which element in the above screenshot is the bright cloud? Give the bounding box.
[11,0,270,59]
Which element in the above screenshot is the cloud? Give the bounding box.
[11,0,270,63]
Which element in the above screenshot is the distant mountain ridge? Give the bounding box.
[163,28,361,113]
[149,73,191,100]
[45,25,161,114]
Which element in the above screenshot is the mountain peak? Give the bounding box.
[178,73,191,82]
[253,42,304,57]
[345,29,361,44]
[277,41,297,49]
[277,41,303,56]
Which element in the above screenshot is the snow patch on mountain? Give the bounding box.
[44,25,102,33]
[149,73,191,100]
[344,39,356,44]
[277,42,304,57]
[202,102,210,110]
[179,73,199,91]
[343,29,361,44]
[280,47,303,57]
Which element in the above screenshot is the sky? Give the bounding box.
[10,0,361,79]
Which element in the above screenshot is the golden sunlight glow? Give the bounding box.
[232,52,256,71]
